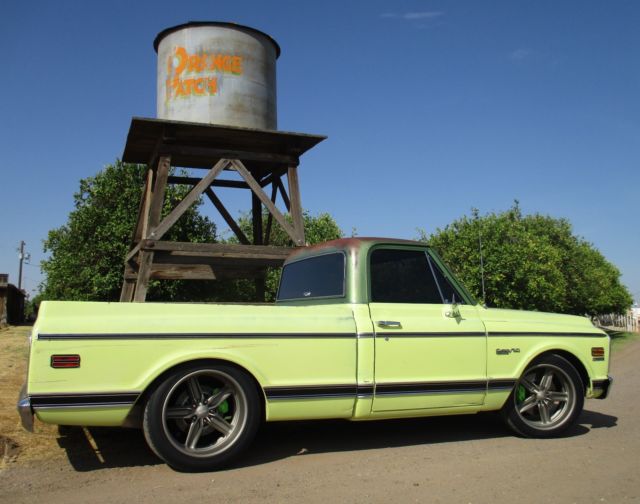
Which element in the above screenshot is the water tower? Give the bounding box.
[119,22,325,302]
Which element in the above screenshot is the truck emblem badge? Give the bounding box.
[496,348,520,355]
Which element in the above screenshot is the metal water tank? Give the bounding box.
[154,22,280,129]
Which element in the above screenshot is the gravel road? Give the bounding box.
[2,338,638,504]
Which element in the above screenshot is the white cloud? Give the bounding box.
[403,11,443,20]
[509,48,533,61]
[381,11,444,20]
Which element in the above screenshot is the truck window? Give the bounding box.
[370,249,442,303]
[277,252,345,301]
[370,249,463,304]
[429,259,463,304]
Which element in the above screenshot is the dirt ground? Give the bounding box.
[1,325,638,503]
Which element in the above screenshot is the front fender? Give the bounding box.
[488,335,608,393]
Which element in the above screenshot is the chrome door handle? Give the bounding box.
[377,321,402,329]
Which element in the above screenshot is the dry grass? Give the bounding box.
[0,325,64,468]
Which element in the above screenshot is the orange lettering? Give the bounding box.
[166,77,181,100]
[213,55,226,72]
[194,78,206,95]
[174,79,187,97]
[187,55,205,73]
[231,56,242,74]
[165,48,243,100]
[173,47,187,76]
[172,48,242,78]
[207,77,218,95]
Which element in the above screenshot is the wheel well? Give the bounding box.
[126,359,266,427]
[530,350,590,394]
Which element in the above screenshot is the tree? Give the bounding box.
[40,160,343,303]
[41,161,217,302]
[423,202,632,315]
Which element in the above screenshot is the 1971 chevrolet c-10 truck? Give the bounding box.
[18,238,612,471]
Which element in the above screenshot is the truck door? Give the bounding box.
[368,247,487,412]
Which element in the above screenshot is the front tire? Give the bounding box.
[143,363,260,471]
[503,354,584,437]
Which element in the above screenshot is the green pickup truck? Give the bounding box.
[18,238,612,471]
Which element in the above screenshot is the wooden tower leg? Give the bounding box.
[264,179,279,246]
[120,280,135,302]
[288,165,305,245]
[133,251,155,302]
[252,193,265,301]
[120,166,154,302]
[132,156,170,301]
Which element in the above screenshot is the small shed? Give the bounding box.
[0,274,26,326]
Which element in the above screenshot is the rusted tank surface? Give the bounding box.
[154,22,279,129]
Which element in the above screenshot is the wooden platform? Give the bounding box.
[123,117,325,171]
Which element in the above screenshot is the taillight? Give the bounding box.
[50,354,81,368]
[591,347,605,361]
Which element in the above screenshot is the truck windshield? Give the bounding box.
[277,252,345,301]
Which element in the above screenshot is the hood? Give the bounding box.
[479,307,603,335]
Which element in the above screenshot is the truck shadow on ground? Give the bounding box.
[57,409,616,472]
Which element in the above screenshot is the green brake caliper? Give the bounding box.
[516,384,526,403]
[211,388,229,415]
[218,399,230,416]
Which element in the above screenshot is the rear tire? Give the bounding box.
[502,354,584,438]
[143,363,260,471]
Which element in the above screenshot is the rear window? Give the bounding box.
[277,253,345,301]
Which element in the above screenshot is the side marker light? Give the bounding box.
[51,354,81,368]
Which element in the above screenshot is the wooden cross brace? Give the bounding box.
[120,155,305,302]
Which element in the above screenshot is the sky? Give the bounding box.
[1,0,638,303]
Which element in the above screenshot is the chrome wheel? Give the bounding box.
[515,362,577,431]
[161,369,248,457]
[503,354,584,438]
[143,364,260,471]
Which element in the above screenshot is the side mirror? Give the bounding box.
[445,294,461,318]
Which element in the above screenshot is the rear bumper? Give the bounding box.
[592,376,613,400]
[17,384,34,432]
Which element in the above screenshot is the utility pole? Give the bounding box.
[17,241,30,291]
